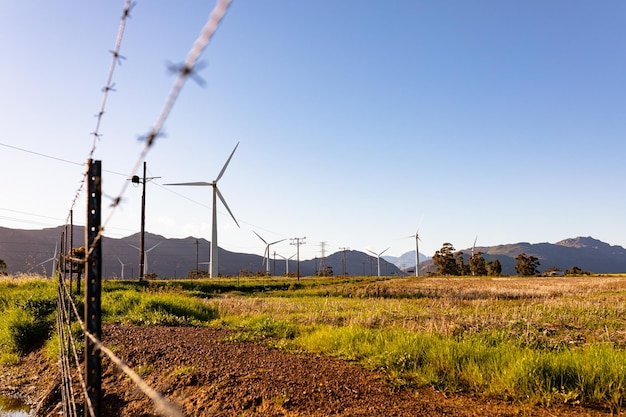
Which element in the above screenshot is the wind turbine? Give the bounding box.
[166,143,240,278]
[253,231,286,275]
[276,253,295,275]
[37,243,58,277]
[471,235,478,276]
[129,242,160,277]
[117,257,126,280]
[366,247,390,277]
[406,228,423,278]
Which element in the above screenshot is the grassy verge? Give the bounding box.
[0,276,57,364]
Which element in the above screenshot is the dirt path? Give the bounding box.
[1,324,621,416]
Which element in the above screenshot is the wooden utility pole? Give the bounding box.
[290,237,306,280]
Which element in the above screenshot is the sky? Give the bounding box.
[1,0,625,263]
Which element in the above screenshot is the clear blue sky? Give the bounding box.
[1,0,625,263]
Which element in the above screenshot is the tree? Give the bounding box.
[0,259,6,275]
[486,259,502,276]
[456,252,469,275]
[564,265,590,276]
[433,243,459,276]
[469,252,488,276]
[515,253,540,276]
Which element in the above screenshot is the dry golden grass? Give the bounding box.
[213,276,626,348]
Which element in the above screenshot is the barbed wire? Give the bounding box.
[65,0,134,227]
[58,277,94,417]
[52,1,234,415]
[104,0,232,221]
[61,274,183,417]
[83,0,232,263]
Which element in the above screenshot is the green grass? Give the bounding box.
[2,274,626,413]
[102,288,218,326]
[0,277,57,362]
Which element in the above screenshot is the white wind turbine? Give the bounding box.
[37,243,58,277]
[117,257,126,280]
[276,253,295,275]
[253,231,286,275]
[471,235,478,276]
[406,227,423,278]
[366,247,390,277]
[129,242,160,276]
[166,143,240,278]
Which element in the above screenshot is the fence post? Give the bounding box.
[85,159,102,417]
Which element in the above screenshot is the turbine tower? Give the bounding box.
[253,231,286,276]
[471,235,478,276]
[412,229,423,277]
[166,143,240,278]
[366,247,390,277]
[117,257,126,280]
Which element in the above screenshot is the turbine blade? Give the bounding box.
[366,249,376,256]
[146,242,161,252]
[128,244,140,250]
[215,186,240,228]
[269,238,286,246]
[164,182,212,186]
[253,230,267,245]
[381,247,390,256]
[215,142,239,183]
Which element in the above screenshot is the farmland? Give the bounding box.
[1,274,625,416]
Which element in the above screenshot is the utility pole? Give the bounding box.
[339,247,349,276]
[290,237,306,280]
[195,239,199,277]
[131,161,160,281]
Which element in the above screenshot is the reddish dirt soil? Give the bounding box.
[1,324,622,417]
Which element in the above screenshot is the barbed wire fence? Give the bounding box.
[52,1,233,416]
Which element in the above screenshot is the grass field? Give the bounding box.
[1,274,625,412]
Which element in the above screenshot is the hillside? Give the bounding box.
[0,226,403,278]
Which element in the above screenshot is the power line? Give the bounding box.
[0,141,131,178]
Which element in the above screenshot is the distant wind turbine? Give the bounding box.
[253,231,286,275]
[117,257,126,280]
[276,253,295,275]
[129,242,160,276]
[366,247,390,277]
[406,228,423,278]
[471,235,478,276]
[37,243,58,277]
[165,143,240,278]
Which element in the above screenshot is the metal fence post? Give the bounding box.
[85,159,102,417]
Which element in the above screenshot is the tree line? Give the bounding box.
[432,242,540,276]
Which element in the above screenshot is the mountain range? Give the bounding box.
[1,227,626,277]
[389,237,626,276]
[0,226,403,278]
